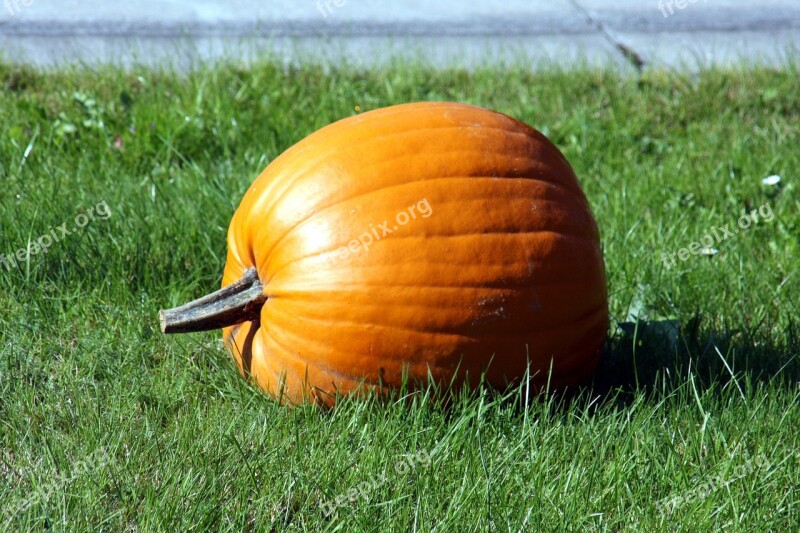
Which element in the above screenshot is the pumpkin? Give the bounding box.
[160,102,608,405]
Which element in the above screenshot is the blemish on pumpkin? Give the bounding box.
[472,294,508,326]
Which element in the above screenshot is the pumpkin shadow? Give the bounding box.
[587,317,800,405]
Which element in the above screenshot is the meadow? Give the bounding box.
[0,59,798,530]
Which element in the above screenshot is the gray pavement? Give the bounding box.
[0,1,798,70]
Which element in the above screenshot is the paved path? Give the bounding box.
[0,1,798,70]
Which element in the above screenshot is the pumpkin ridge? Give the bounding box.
[263,121,540,188]
[264,295,607,338]
[345,140,583,194]
[249,139,582,227]
[265,303,475,342]
[282,102,515,153]
[264,277,602,295]
[241,121,544,226]
[263,230,600,282]
[266,284,607,317]
[275,168,586,223]
[261,311,605,393]
[249,152,587,275]
[263,319,453,383]
[256,174,592,277]
[258,322,387,388]
[241,118,584,263]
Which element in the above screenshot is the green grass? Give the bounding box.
[1,59,799,531]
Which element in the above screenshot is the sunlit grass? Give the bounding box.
[0,59,798,530]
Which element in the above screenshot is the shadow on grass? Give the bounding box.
[590,317,800,403]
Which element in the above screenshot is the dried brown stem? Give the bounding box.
[159,268,266,334]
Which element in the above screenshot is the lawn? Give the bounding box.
[0,59,798,531]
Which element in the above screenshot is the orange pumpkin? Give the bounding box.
[161,102,608,405]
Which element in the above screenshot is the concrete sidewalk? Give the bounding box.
[0,1,798,70]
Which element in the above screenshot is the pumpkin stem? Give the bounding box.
[159,268,266,334]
